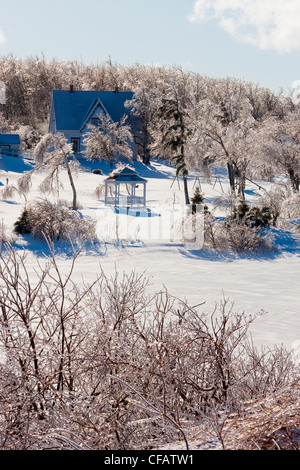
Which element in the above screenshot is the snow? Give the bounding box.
[1,154,300,350]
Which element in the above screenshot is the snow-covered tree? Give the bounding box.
[125,86,160,164]
[33,133,79,210]
[194,80,259,197]
[17,124,40,150]
[0,110,9,133]
[83,113,133,172]
[260,111,300,192]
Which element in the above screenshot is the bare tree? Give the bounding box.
[0,240,100,448]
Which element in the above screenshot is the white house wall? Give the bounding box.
[49,127,138,161]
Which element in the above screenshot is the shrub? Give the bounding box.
[195,200,274,253]
[0,243,297,450]
[224,222,272,252]
[0,221,12,246]
[202,213,273,253]
[230,200,272,228]
[179,209,273,253]
[14,199,97,243]
[14,208,32,234]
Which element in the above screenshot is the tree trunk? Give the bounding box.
[288,167,300,192]
[143,133,151,164]
[64,155,77,210]
[183,175,190,205]
[143,148,151,164]
[236,168,246,199]
[227,163,235,192]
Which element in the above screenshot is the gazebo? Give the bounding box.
[0,134,21,157]
[104,167,148,207]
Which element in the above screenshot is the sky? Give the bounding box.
[1,0,300,95]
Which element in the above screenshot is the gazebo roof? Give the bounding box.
[0,134,21,145]
[105,167,147,183]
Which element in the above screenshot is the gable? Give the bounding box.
[51,90,134,131]
[79,98,107,132]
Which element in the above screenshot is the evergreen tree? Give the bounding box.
[230,199,272,227]
[191,186,204,214]
[156,94,194,204]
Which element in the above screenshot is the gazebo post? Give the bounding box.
[143,182,146,206]
[114,182,118,207]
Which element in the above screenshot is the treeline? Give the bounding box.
[1,54,299,196]
[0,54,292,129]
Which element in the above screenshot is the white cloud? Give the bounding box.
[0,29,6,46]
[188,0,300,54]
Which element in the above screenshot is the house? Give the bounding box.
[0,134,20,156]
[48,86,139,161]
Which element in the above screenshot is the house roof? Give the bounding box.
[51,90,134,131]
[0,134,20,145]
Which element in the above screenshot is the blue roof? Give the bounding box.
[0,134,20,145]
[51,90,134,131]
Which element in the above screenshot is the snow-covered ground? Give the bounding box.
[1,154,300,351]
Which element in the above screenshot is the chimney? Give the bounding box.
[70,84,74,93]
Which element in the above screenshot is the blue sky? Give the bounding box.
[1,0,300,94]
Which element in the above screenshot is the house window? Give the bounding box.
[71,138,80,153]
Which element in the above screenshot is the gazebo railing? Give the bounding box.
[0,148,20,157]
[105,194,146,206]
